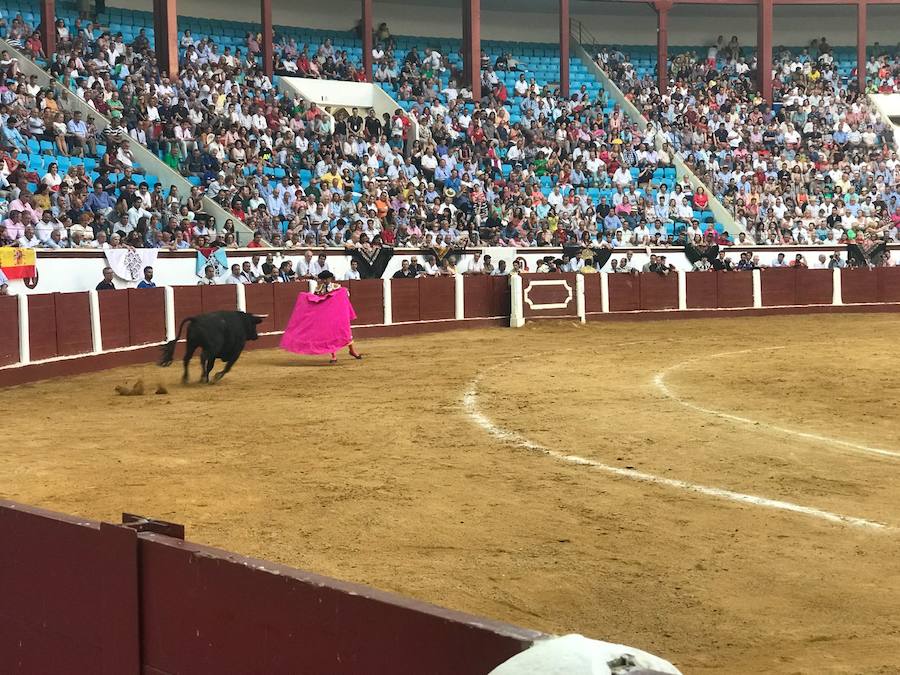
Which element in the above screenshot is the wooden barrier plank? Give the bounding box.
[418,277,455,321]
[127,288,166,346]
[685,272,717,309]
[348,279,384,325]
[490,276,512,318]
[391,278,420,323]
[607,273,641,311]
[54,292,93,356]
[841,269,878,304]
[639,273,678,310]
[27,293,58,361]
[172,286,202,331]
[463,275,493,319]
[876,267,900,303]
[522,273,578,318]
[273,283,300,331]
[98,291,131,350]
[716,273,754,308]
[0,295,19,365]
[760,267,797,307]
[795,268,832,305]
[583,273,602,313]
[200,284,238,314]
[244,283,276,334]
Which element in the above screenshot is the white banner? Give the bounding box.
[104,249,160,282]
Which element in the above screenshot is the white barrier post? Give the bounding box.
[88,290,103,353]
[164,286,176,341]
[677,270,687,310]
[509,274,525,328]
[17,293,30,365]
[382,277,393,325]
[575,274,586,323]
[752,269,763,308]
[454,274,465,320]
[600,272,610,313]
[832,268,843,305]
[307,280,316,293]
[235,283,247,312]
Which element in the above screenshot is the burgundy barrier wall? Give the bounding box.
[522,273,578,318]
[349,279,385,325]
[463,275,511,319]
[128,288,166,346]
[390,278,420,323]
[0,295,19,366]
[26,293,60,361]
[244,283,276,334]
[55,292,93,356]
[607,273,640,311]
[98,289,131,350]
[639,273,678,310]
[842,268,878,304]
[877,266,900,302]
[418,277,456,321]
[685,272,754,309]
[0,501,538,675]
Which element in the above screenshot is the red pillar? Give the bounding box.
[39,0,55,57]
[857,0,867,93]
[153,0,179,78]
[654,0,672,94]
[559,0,570,98]
[361,0,373,81]
[756,0,773,103]
[261,0,273,77]
[462,0,480,100]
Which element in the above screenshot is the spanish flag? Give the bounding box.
[0,247,36,280]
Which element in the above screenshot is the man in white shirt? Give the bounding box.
[309,254,330,277]
[18,225,40,248]
[225,264,243,284]
[465,251,485,274]
[343,260,361,280]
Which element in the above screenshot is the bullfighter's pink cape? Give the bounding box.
[280,287,357,355]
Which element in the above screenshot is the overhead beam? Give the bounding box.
[857,0,867,93]
[362,0,373,81]
[261,0,273,78]
[560,0,570,98]
[757,0,773,103]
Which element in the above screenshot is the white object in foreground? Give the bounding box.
[489,634,682,675]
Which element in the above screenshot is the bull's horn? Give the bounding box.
[253,314,269,319]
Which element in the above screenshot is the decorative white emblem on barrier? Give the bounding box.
[523,280,573,310]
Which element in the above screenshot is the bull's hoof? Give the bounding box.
[212,372,225,382]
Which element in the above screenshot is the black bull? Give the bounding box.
[158,311,265,383]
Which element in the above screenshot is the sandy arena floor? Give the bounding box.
[5,314,900,673]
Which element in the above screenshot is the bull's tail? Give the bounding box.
[158,317,193,367]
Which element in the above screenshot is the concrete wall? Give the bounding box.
[110,0,900,47]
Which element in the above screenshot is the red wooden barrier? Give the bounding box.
[522,273,577,318]
[0,295,19,366]
[685,272,717,309]
[391,278,420,323]
[841,268,878,304]
[795,269,832,305]
[419,277,455,321]
[172,286,202,331]
[639,273,678,310]
[716,273,754,308]
[760,267,797,306]
[877,267,900,302]
[244,283,276,333]
[127,288,166,346]
[583,274,602,313]
[54,292,92,356]
[463,275,493,318]
[349,279,384,325]
[200,284,238,314]
[607,273,640,311]
[0,501,539,675]
[273,283,300,331]
[98,290,131,349]
[27,293,58,361]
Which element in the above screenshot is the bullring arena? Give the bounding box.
[4,265,900,673]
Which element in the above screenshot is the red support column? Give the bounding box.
[559,0,570,98]
[857,0,867,93]
[756,0,773,103]
[154,0,179,78]
[361,0,373,81]
[462,0,480,100]
[261,0,273,78]
[39,0,55,57]
[653,0,673,94]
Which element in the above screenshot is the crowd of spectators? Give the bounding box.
[599,34,900,252]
